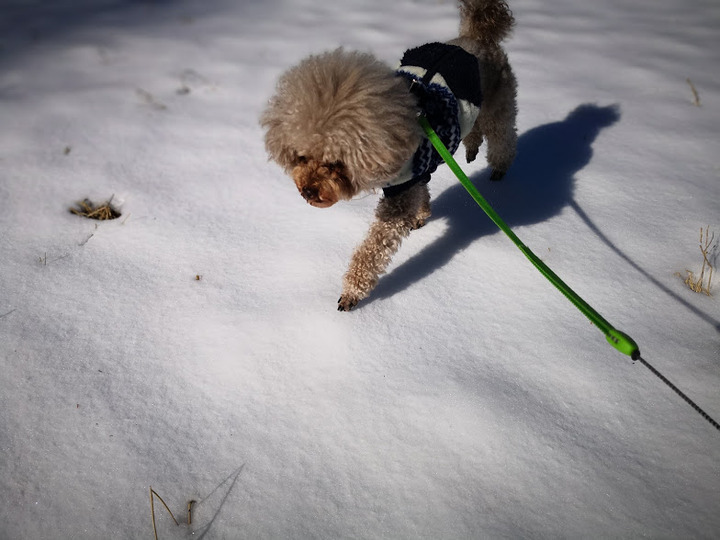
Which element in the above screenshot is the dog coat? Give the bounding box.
[383,42,482,197]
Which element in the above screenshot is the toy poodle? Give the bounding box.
[261,0,517,311]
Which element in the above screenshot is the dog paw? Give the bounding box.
[337,295,359,312]
[466,148,479,163]
[490,169,506,181]
[410,217,427,231]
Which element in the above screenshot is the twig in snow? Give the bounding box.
[79,224,98,247]
[136,88,167,110]
[150,487,179,540]
[38,252,70,266]
[686,78,701,107]
[0,308,17,319]
[79,232,94,246]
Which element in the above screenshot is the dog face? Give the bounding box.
[291,157,353,208]
[260,49,422,207]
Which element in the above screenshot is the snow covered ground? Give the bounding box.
[1,0,719,537]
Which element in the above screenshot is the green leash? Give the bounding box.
[419,115,720,431]
[418,115,640,360]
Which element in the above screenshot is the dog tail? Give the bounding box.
[458,0,515,47]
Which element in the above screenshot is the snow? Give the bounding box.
[1,0,719,537]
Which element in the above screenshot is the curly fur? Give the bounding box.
[340,183,432,308]
[261,50,422,198]
[458,0,514,47]
[260,0,518,310]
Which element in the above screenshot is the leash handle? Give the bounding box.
[418,115,640,359]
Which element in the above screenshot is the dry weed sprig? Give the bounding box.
[136,88,168,110]
[678,226,715,295]
[69,196,121,220]
[149,487,179,540]
[686,78,701,107]
[188,500,196,525]
[38,252,69,266]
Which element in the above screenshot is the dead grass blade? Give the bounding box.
[69,196,121,220]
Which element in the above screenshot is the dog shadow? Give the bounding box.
[368,103,622,303]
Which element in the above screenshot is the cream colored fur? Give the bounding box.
[260,0,518,310]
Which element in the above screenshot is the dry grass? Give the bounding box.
[677,226,716,295]
[686,78,701,107]
[149,487,178,540]
[136,88,167,110]
[149,487,196,539]
[69,197,121,220]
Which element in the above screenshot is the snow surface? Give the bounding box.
[1,0,719,537]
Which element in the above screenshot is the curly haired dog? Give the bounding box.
[261,0,517,311]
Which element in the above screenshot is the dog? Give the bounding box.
[261,0,517,311]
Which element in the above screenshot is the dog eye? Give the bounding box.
[295,155,308,165]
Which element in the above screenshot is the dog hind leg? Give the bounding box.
[481,64,517,180]
[463,123,484,163]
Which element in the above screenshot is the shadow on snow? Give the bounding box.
[368,102,720,333]
[369,103,621,302]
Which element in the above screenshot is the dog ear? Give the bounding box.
[261,115,292,170]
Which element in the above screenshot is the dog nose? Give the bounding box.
[301,187,318,202]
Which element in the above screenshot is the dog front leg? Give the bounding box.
[338,219,406,311]
[338,185,428,311]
